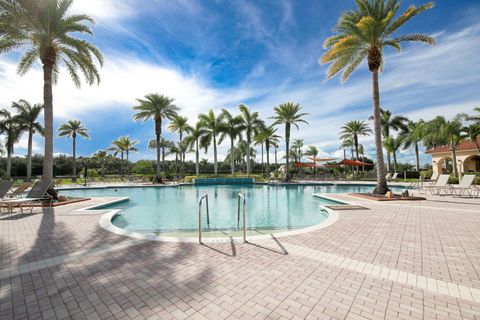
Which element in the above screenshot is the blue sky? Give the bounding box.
[0,0,480,165]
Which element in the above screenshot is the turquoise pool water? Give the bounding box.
[60,184,405,232]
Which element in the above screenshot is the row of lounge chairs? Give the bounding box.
[0,180,53,213]
[418,174,479,197]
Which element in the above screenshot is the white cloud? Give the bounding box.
[69,0,134,22]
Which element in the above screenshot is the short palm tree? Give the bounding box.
[321,0,435,193]
[253,125,267,174]
[0,0,103,182]
[198,109,223,175]
[373,108,408,171]
[0,109,21,178]
[168,115,189,168]
[148,137,174,169]
[109,136,139,177]
[259,125,280,171]
[238,104,264,175]
[464,124,480,152]
[383,136,403,172]
[58,120,89,181]
[466,107,480,123]
[184,123,206,175]
[218,109,243,175]
[340,136,355,160]
[339,121,372,164]
[305,146,319,175]
[400,120,425,172]
[271,102,309,180]
[12,100,44,181]
[291,139,304,162]
[133,93,179,182]
[93,150,107,179]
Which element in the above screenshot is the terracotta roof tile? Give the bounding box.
[425,137,480,154]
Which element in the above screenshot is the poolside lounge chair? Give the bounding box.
[7,181,32,198]
[449,175,477,197]
[0,180,53,213]
[389,172,399,181]
[419,174,450,195]
[0,180,14,199]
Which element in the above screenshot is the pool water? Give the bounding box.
[60,184,405,232]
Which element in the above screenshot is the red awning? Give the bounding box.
[294,162,320,168]
[338,159,374,166]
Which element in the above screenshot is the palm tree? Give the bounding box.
[110,136,139,177]
[0,109,21,178]
[0,0,104,183]
[218,109,243,175]
[466,107,480,123]
[170,140,190,177]
[260,125,280,171]
[238,105,264,175]
[464,124,480,152]
[305,146,319,175]
[373,108,408,172]
[93,150,107,179]
[198,109,223,175]
[184,123,206,175]
[291,139,304,162]
[133,93,179,182]
[58,120,89,181]
[321,0,435,194]
[148,137,174,169]
[339,121,372,165]
[271,102,309,180]
[383,136,403,172]
[168,115,189,169]
[340,136,355,160]
[253,127,267,174]
[400,120,425,172]
[12,100,43,181]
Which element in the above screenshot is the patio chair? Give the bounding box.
[0,180,53,214]
[6,181,32,198]
[449,175,476,197]
[385,173,392,181]
[0,180,14,199]
[389,172,399,181]
[419,174,450,195]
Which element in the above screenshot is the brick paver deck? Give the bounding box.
[0,191,479,319]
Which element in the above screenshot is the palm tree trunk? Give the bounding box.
[155,119,162,182]
[72,136,77,182]
[393,151,397,172]
[162,147,165,168]
[414,142,420,172]
[42,60,54,183]
[354,135,359,175]
[451,145,459,178]
[126,151,129,176]
[195,140,200,175]
[261,143,264,174]
[266,141,270,173]
[275,147,278,166]
[27,131,33,181]
[285,123,290,181]
[230,137,235,175]
[6,148,12,179]
[246,137,251,175]
[371,70,388,194]
[120,152,124,178]
[386,152,391,172]
[213,134,218,175]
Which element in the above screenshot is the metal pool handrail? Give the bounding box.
[198,193,210,244]
[237,193,247,242]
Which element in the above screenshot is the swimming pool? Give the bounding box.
[61,184,406,234]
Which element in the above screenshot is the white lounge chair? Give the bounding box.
[390,172,398,181]
[449,175,477,197]
[0,181,53,213]
[419,174,450,195]
[385,173,392,181]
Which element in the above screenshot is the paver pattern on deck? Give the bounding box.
[0,192,479,319]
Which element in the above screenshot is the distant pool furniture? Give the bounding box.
[193,177,255,185]
[449,174,477,197]
[0,181,53,213]
[389,173,399,181]
[419,174,450,195]
[385,173,392,181]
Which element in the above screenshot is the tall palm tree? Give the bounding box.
[238,105,264,175]
[219,109,243,175]
[198,109,223,175]
[12,100,44,181]
[110,136,139,177]
[148,137,174,169]
[373,108,408,171]
[0,0,103,183]
[400,120,425,172]
[0,109,21,178]
[58,120,89,181]
[260,125,280,171]
[321,0,435,194]
[340,136,355,160]
[305,146,319,175]
[133,93,179,182]
[339,121,372,164]
[253,126,267,174]
[184,123,206,175]
[383,136,403,172]
[271,102,309,180]
[168,115,189,168]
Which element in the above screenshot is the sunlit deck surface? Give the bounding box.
[0,189,479,320]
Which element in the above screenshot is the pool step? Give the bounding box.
[324,205,369,211]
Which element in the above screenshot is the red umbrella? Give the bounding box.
[338,159,374,166]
